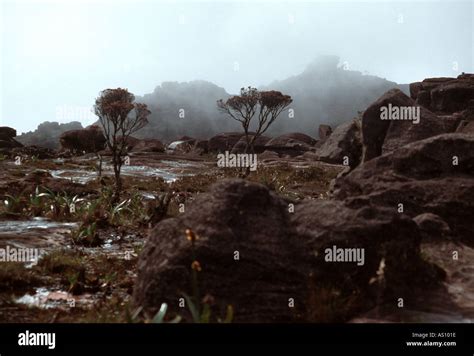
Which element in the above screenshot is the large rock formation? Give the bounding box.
[134,179,439,322]
[59,125,106,153]
[361,88,460,162]
[16,121,83,150]
[410,74,474,114]
[334,133,474,244]
[0,126,23,150]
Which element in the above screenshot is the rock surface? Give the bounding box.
[59,125,106,153]
[134,179,439,322]
[334,133,474,244]
[208,132,246,153]
[361,88,460,162]
[0,126,23,150]
[231,135,271,154]
[316,119,362,167]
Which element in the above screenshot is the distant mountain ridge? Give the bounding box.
[18,56,408,147]
[261,55,409,134]
[136,55,408,140]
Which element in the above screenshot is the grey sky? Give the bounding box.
[1,0,473,133]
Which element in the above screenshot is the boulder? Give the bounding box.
[409,75,474,114]
[59,125,106,153]
[361,89,412,161]
[316,119,362,167]
[264,132,316,157]
[208,132,246,153]
[290,200,436,306]
[231,135,271,154]
[266,132,316,147]
[382,109,460,155]
[134,179,440,322]
[258,150,280,162]
[430,76,474,113]
[0,126,17,140]
[0,126,22,150]
[167,140,193,153]
[361,88,459,161]
[334,133,474,244]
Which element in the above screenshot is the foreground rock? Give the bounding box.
[334,133,474,244]
[134,179,439,322]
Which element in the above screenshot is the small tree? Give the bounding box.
[94,88,150,201]
[217,87,292,154]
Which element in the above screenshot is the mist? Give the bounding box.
[1,0,473,134]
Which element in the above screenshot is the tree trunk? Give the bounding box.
[97,154,103,177]
[112,153,122,202]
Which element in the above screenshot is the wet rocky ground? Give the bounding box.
[1,147,473,323]
[0,151,341,322]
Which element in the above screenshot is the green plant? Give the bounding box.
[72,222,102,246]
[151,303,182,324]
[2,194,25,216]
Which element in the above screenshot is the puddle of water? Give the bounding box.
[15,287,94,309]
[50,169,98,185]
[0,217,77,233]
[50,163,183,184]
[118,165,178,182]
[0,218,78,250]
